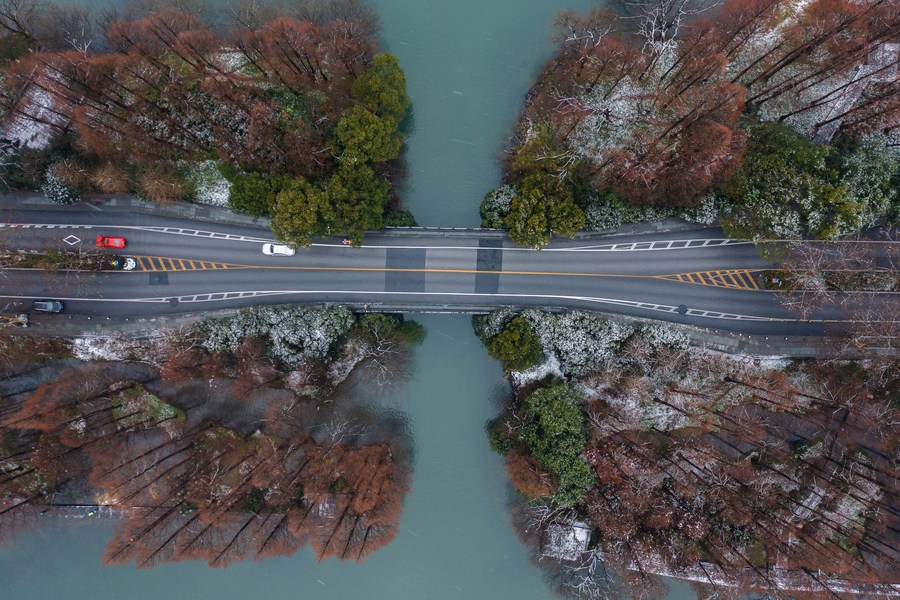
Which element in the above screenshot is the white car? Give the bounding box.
[262,243,296,256]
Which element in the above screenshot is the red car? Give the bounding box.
[96,235,126,249]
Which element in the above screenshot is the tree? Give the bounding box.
[324,158,389,243]
[720,123,863,241]
[334,105,402,163]
[486,316,542,371]
[271,177,333,247]
[522,381,594,507]
[505,448,558,499]
[227,171,287,217]
[505,174,585,249]
[351,53,409,124]
[839,134,900,227]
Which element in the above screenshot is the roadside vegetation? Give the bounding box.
[476,309,899,598]
[483,0,900,248]
[0,306,424,567]
[0,0,413,245]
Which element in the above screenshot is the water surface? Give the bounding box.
[375,0,595,225]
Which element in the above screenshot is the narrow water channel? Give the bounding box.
[375,0,595,225]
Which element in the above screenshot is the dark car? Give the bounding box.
[33,300,64,313]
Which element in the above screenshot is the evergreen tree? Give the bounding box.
[351,53,410,125]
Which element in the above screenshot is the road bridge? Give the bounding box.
[0,199,875,338]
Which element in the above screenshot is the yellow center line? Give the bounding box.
[116,256,768,290]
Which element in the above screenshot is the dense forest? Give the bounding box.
[476,309,899,598]
[483,0,900,248]
[0,307,424,567]
[0,0,413,244]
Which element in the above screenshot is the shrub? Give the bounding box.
[582,190,625,231]
[839,134,899,228]
[187,160,231,207]
[522,380,593,507]
[195,305,356,367]
[227,171,285,217]
[472,309,516,342]
[137,165,190,204]
[383,208,417,227]
[395,320,426,345]
[525,310,632,377]
[480,185,515,228]
[487,421,513,455]
[505,448,558,499]
[41,165,80,205]
[90,162,130,193]
[486,316,543,371]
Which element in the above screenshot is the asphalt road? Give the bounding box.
[0,203,851,336]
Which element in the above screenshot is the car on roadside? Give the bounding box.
[262,243,296,256]
[33,300,64,313]
[96,235,126,249]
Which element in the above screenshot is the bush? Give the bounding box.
[582,190,625,231]
[522,380,593,507]
[581,189,714,230]
[839,134,899,228]
[187,160,231,207]
[228,171,286,217]
[524,310,632,377]
[680,193,722,225]
[395,320,426,345]
[383,208,417,227]
[487,421,513,456]
[0,33,31,66]
[480,185,515,228]
[486,316,543,371]
[472,309,516,342]
[137,165,190,204]
[720,123,864,241]
[41,166,80,205]
[195,305,356,367]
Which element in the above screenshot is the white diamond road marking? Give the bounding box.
[63,235,81,245]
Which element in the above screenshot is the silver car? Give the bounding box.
[262,243,296,256]
[33,300,64,313]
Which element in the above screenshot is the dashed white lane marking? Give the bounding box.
[0,290,877,324]
[563,239,750,251]
[0,225,755,253]
[0,223,271,243]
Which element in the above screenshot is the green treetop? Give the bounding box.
[271,177,333,247]
[720,124,865,241]
[352,53,410,125]
[335,105,403,163]
[505,174,585,249]
[486,316,542,371]
[522,380,594,507]
[324,159,390,244]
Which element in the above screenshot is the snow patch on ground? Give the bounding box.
[188,160,231,207]
[72,335,162,362]
[511,353,564,386]
[0,71,74,150]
